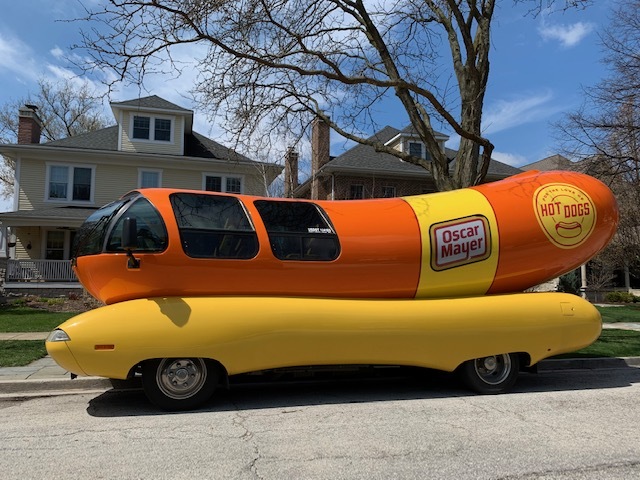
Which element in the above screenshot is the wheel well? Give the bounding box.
[517,352,532,370]
[454,352,532,372]
[129,358,229,388]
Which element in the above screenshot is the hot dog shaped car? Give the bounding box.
[46,169,619,410]
[71,169,618,305]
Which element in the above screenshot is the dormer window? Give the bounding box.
[131,114,173,142]
[409,142,423,158]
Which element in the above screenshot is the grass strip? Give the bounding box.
[0,340,47,367]
[0,306,79,332]
[596,305,640,323]
[554,329,640,358]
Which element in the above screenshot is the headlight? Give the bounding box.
[47,329,71,342]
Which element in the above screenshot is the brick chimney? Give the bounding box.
[284,147,299,198]
[18,105,42,144]
[311,116,330,200]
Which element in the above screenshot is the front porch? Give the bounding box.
[2,259,82,296]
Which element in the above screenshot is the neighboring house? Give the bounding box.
[287,119,522,200]
[520,154,574,172]
[0,95,282,292]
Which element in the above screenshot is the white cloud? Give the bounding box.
[482,90,564,135]
[50,46,64,59]
[0,32,39,82]
[491,151,528,167]
[538,21,595,48]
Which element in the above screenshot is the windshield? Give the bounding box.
[72,198,131,258]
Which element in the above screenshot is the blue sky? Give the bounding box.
[0,0,616,205]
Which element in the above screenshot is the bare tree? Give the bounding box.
[0,77,110,197]
[77,0,588,191]
[0,78,109,144]
[555,0,640,289]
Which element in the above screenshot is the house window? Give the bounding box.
[131,115,173,142]
[409,142,423,158]
[45,230,75,260]
[47,164,94,202]
[133,116,151,140]
[138,169,162,188]
[154,118,172,141]
[203,174,244,194]
[349,185,364,199]
[382,186,396,198]
[226,177,242,193]
[45,231,65,260]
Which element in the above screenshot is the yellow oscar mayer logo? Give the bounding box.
[534,183,597,249]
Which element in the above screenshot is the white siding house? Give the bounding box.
[0,96,282,292]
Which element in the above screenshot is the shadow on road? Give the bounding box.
[86,365,640,418]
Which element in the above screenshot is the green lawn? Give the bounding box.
[596,305,640,323]
[556,329,640,358]
[0,306,79,332]
[0,340,47,367]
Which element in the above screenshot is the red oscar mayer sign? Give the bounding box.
[430,216,491,271]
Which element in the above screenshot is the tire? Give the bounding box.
[458,353,519,394]
[142,358,218,411]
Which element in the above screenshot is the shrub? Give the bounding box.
[605,291,639,303]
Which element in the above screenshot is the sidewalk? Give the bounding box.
[2,325,640,397]
[0,332,112,396]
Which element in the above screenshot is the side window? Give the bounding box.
[170,193,258,259]
[254,200,340,261]
[106,198,168,252]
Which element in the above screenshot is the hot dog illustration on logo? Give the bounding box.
[533,183,597,249]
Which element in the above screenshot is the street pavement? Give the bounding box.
[2,323,640,397]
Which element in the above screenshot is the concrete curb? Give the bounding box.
[1,357,640,398]
[0,377,112,396]
[537,356,640,371]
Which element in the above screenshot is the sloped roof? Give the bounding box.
[41,126,257,164]
[321,126,522,177]
[0,206,98,226]
[521,154,573,171]
[110,95,192,113]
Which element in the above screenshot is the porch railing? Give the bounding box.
[5,259,78,282]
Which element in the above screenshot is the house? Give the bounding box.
[287,119,523,200]
[0,95,282,293]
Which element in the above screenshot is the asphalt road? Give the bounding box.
[2,367,640,480]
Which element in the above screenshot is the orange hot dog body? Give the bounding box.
[73,170,618,304]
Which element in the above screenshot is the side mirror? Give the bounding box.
[122,217,140,269]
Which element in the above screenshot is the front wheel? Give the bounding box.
[142,358,218,411]
[458,353,520,394]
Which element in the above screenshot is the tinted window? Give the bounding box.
[254,200,340,261]
[106,198,168,252]
[73,198,130,257]
[170,193,258,259]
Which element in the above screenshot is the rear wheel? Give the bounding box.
[142,358,218,411]
[458,353,519,394]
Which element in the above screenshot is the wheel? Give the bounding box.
[458,353,519,394]
[142,358,218,411]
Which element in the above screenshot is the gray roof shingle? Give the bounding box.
[322,126,522,177]
[110,95,192,113]
[41,126,256,163]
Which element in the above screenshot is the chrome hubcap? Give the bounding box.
[156,358,207,400]
[473,354,511,385]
